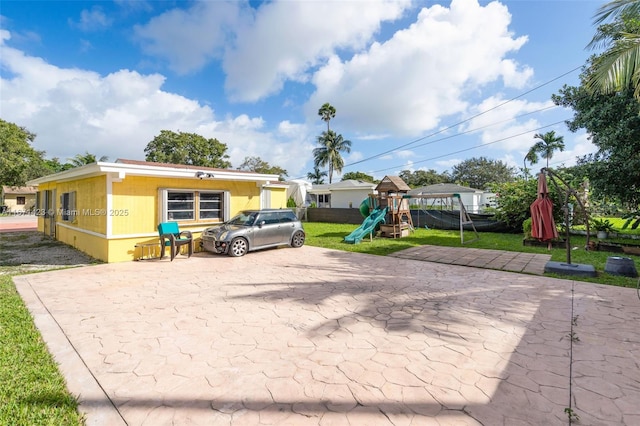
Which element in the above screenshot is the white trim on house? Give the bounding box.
[27,161,280,185]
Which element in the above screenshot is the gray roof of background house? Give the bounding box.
[309,180,377,193]
[408,183,483,195]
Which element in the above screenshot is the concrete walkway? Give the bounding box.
[14,246,640,425]
[390,245,551,275]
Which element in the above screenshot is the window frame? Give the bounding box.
[160,189,230,223]
[60,191,76,222]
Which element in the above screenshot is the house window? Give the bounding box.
[60,191,76,221]
[17,196,26,205]
[199,192,222,219]
[167,192,195,220]
[161,190,228,223]
[319,194,330,203]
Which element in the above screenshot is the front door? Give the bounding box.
[42,189,56,237]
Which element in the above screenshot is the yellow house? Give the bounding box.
[1,185,37,213]
[27,159,288,262]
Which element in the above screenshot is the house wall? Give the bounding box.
[36,174,287,263]
[330,190,373,209]
[2,193,36,212]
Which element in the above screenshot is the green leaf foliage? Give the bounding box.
[450,156,516,190]
[341,171,377,183]
[491,177,564,231]
[0,119,48,186]
[238,156,288,180]
[144,130,231,168]
[398,169,450,188]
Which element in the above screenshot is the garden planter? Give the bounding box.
[522,239,567,249]
[596,241,640,256]
[604,256,638,277]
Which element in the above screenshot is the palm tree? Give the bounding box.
[523,150,539,179]
[313,130,351,184]
[318,103,336,132]
[586,0,640,98]
[68,151,109,167]
[306,166,327,184]
[527,131,565,169]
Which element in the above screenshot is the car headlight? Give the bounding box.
[219,231,229,240]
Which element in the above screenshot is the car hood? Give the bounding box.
[207,224,246,234]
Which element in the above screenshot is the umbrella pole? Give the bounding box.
[563,191,571,265]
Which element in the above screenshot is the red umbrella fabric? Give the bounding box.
[530,172,558,242]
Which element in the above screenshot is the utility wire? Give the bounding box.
[370,120,569,174]
[343,65,582,169]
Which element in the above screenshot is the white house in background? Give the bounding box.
[408,183,496,213]
[308,180,377,208]
[284,179,312,207]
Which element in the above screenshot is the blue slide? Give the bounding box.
[344,207,388,244]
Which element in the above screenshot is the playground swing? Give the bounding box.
[413,193,479,244]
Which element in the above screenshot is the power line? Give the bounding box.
[295,65,583,180]
[370,120,570,174]
[344,65,582,169]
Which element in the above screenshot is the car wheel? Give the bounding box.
[291,231,305,248]
[228,238,248,257]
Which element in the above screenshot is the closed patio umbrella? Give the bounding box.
[530,172,558,245]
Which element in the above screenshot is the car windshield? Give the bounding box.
[227,211,258,226]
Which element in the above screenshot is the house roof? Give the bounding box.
[375,175,411,193]
[308,180,377,194]
[408,183,483,195]
[2,185,37,195]
[27,159,282,185]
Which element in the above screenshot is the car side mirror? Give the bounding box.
[258,220,265,228]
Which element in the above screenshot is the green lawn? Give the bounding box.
[0,276,84,425]
[303,222,640,288]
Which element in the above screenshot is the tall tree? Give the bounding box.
[68,151,109,167]
[43,157,74,174]
[450,157,516,189]
[398,169,450,188]
[144,130,231,168]
[553,8,640,207]
[553,82,640,207]
[238,156,288,180]
[306,166,327,184]
[523,149,539,179]
[313,130,351,184]
[527,131,565,169]
[586,0,640,98]
[341,171,377,183]
[318,103,336,132]
[0,119,48,186]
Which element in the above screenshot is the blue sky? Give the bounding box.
[1,0,604,181]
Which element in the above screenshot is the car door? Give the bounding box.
[252,212,282,248]
[276,211,297,244]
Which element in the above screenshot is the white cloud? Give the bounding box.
[0,35,313,176]
[461,95,557,153]
[222,0,410,102]
[306,0,532,137]
[134,1,241,74]
[71,6,113,32]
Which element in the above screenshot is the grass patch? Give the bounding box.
[0,275,84,425]
[304,222,640,288]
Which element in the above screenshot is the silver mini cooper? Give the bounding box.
[201,209,305,257]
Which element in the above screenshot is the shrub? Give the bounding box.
[522,217,532,239]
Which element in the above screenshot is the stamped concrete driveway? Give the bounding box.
[14,246,640,425]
